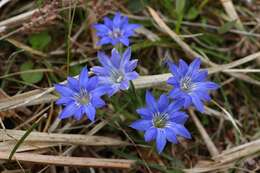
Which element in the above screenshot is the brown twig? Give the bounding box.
[0,152,135,169]
[183,139,260,173]
[189,109,219,157]
[1,129,128,146]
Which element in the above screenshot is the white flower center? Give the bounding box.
[75,89,90,105]
[153,112,168,128]
[111,70,124,83]
[109,28,121,39]
[180,77,194,92]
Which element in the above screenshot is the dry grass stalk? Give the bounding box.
[188,109,219,157]
[0,152,135,169]
[1,129,128,146]
[6,38,47,57]
[183,139,260,173]
[0,0,11,9]
[219,0,244,30]
[0,141,58,153]
[213,139,260,163]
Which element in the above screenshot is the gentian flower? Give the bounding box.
[55,67,107,121]
[94,12,140,46]
[91,48,139,96]
[167,58,219,112]
[130,91,191,153]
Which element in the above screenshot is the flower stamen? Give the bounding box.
[153,112,168,128]
[75,89,90,105]
[180,77,193,92]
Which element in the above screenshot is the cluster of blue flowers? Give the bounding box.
[55,12,219,154]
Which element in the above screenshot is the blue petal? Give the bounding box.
[59,102,78,119]
[121,16,129,26]
[169,123,191,139]
[169,111,188,124]
[167,99,184,113]
[94,24,110,33]
[91,85,111,97]
[79,67,89,88]
[104,17,113,28]
[145,91,158,112]
[125,71,139,80]
[156,129,167,154]
[110,38,119,45]
[136,108,153,119]
[183,95,192,108]
[167,76,180,86]
[144,127,157,142]
[98,76,113,85]
[187,58,201,76]
[111,48,121,68]
[67,77,79,92]
[179,59,189,75]
[120,48,131,67]
[86,76,98,91]
[113,12,122,28]
[98,37,112,46]
[157,94,169,112]
[56,97,73,105]
[119,80,129,90]
[196,81,219,90]
[195,90,211,101]
[97,51,113,68]
[84,105,96,121]
[74,106,84,120]
[91,66,109,76]
[107,85,119,96]
[169,88,183,98]
[126,59,138,72]
[190,93,205,112]
[124,24,140,32]
[54,84,75,97]
[91,97,105,108]
[165,128,178,144]
[130,120,152,131]
[193,70,208,82]
[168,63,181,77]
[119,37,129,46]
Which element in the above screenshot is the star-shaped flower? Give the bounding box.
[91,48,139,96]
[55,67,107,121]
[130,91,191,153]
[94,12,140,46]
[167,58,219,112]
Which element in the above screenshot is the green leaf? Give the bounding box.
[186,7,199,20]
[218,20,237,34]
[69,65,84,76]
[20,61,43,84]
[127,0,149,13]
[176,0,186,15]
[28,31,51,50]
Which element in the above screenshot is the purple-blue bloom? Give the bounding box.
[91,48,139,96]
[54,67,107,121]
[167,58,219,112]
[130,91,191,153]
[93,12,140,46]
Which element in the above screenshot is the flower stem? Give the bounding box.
[115,43,123,55]
[130,81,142,107]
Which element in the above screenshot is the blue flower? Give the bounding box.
[167,58,219,112]
[54,67,107,121]
[94,12,140,46]
[130,91,191,153]
[91,48,139,96]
